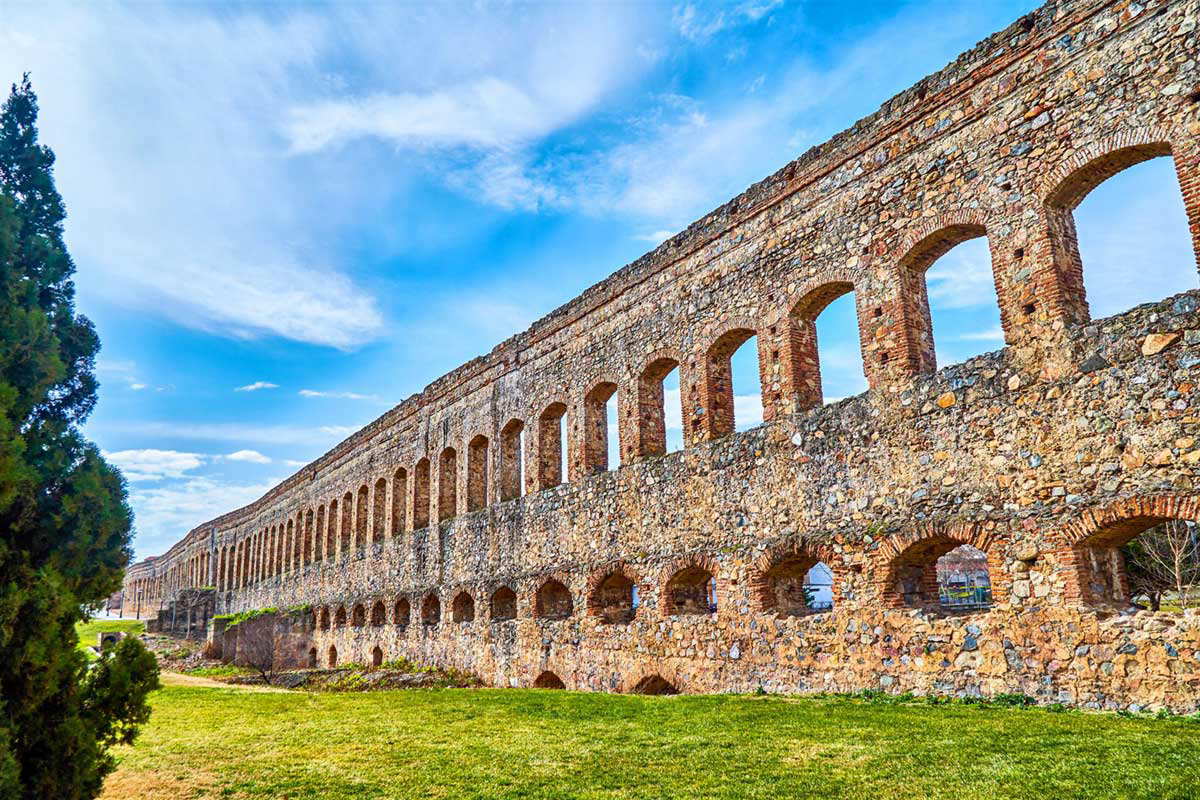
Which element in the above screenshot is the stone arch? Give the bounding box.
[630,347,688,461]
[391,467,408,536]
[582,378,619,475]
[1037,128,1198,325]
[623,664,685,695]
[303,508,314,564]
[325,499,338,558]
[536,401,569,490]
[534,577,573,620]
[439,446,458,521]
[451,590,475,623]
[351,602,367,628]
[413,458,431,530]
[631,675,679,695]
[371,645,383,668]
[1056,495,1200,607]
[334,605,347,627]
[773,275,860,412]
[370,599,387,627]
[394,597,411,628]
[490,585,517,622]
[466,434,490,512]
[356,485,369,548]
[308,647,317,668]
[421,593,441,626]
[750,540,838,616]
[318,606,331,631]
[877,522,1003,610]
[373,477,387,543]
[659,555,721,616]
[499,418,525,501]
[341,491,353,552]
[696,317,764,442]
[532,670,566,689]
[894,211,996,376]
[587,564,640,625]
[327,645,338,668]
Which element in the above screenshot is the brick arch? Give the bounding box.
[581,376,621,475]
[893,210,997,376]
[1035,126,1198,326]
[532,669,568,690]
[530,570,575,620]
[1054,495,1200,606]
[627,346,689,462]
[621,663,686,695]
[750,539,838,615]
[534,395,571,490]
[586,562,643,625]
[693,315,766,442]
[876,521,1005,609]
[658,554,723,616]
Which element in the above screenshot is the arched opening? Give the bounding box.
[899,224,999,374]
[413,458,431,530]
[535,579,573,620]
[341,491,353,552]
[631,675,678,695]
[303,509,314,565]
[439,447,458,521]
[590,572,636,625]
[371,646,383,668]
[499,419,525,501]
[315,505,326,561]
[355,486,369,548]
[334,605,347,627]
[373,478,387,543]
[759,553,834,616]
[702,328,762,440]
[634,357,684,458]
[394,597,411,628]
[537,403,568,489]
[1045,142,1197,324]
[467,434,489,512]
[664,566,717,615]
[319,607,331,631]
[887,538,993,612]
[533,671,565,689]
[371,600,386,627]
[391,467,408,536]
[351,603,366,628]
[490,586,517,621]
[327,645,338,668]
[782,283,866,409]
[308,647,317,668]
[583,381,619,474]
[421,593,441,626]
[1071,509,1200,610]
[326,499,338,558]
[452,591,475,623]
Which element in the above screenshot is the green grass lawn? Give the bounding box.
[74,618,145,659]
[100,678,1200,800]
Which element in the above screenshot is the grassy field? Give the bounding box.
[74,618,145,658]
[99,676,1200,800]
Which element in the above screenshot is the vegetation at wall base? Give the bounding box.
[0,75,159,800]
[98,680,1200,800]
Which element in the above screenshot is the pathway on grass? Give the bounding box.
[161,671,292,692]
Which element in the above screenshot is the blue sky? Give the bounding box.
[1,1,1193,560]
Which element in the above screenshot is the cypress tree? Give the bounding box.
[0,75,159,800]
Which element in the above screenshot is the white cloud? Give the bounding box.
[283,459,309,467]
[235,381,279,392]
[94,420,367,448]
[128,476,278,559]
[959,326,1005,342]
[225,449,272,464]
[298,389,381,401]
[635,230,676,244]
[129,383,148,391]
[103,448,205,481]
[672,0,784,43]
[925,239,996,311]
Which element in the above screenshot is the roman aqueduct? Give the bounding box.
[125,0,1200,709]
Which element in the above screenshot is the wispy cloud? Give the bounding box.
[959,326,1005,342]
[127,476,279,558]
[235,381,279,392]
[103,448,205,481]
[634,230,676,244]
[298,389,381,401]
[672,0,783,43]
[225,449,272,464]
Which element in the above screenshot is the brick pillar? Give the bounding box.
[583,383,616,474]
[629,358,678,459]
[536,403,566,490]
[437,448,458,523]
[776,315,823,413]
[1031,205,1089,326]
[692,328,756,443]
[1172,137,1200,276]
[500,421,523,501]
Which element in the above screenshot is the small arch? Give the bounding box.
[394,597,411,628]
[665,567,717,616]
[373,477,387,543]
[391,467,408,536]
[356,485,369,548]
[371,646,383,668]
[499,419,525,501]
[631,675,678,695]
[334,605,347,627]
[537,402,568,489]
[701,326,761,440]
[467,434,490,512]
[535,578,573,620]
[341,491,353,552]
[756,550,835,617]
[413,458,431,529]
[308,647,318,668]
[634,353,685,459]
[489,585,517,621]
[781,279,862,410]
[589,570,637,625]
[421,593,441,626]
[351,603,367,628]
[880,527,997,611]
[371,599,387,627]
[318,606,331,631]
[439,447,458,521]
[327,645,338,668]
[452,591,475,623]
[325,499,338,558]
[533,671,566,689]
[583,380,619,474]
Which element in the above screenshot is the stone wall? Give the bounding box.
[126,0,1200,710]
